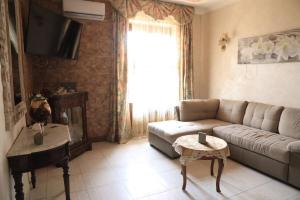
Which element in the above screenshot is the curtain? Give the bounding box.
[108,0,194,24]
[180,22,194,99]
[109,11,132,143]
[127,12,180,137]
[108,0,194,143]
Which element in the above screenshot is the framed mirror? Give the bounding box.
[0,0,27,130]
[8,0,22,105]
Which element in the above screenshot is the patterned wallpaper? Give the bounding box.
[28,0,115,140]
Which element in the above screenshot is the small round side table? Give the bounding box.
[173,134,230,192]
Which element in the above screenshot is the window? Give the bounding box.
[127,13,180,120]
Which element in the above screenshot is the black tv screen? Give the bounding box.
[26,3,82,59]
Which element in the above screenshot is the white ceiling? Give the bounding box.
[163,0,240,14]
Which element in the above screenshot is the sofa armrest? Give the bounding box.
[174,106,180,121]
[288,141,300,153]
[179,99,220,121]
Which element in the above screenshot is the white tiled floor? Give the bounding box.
[28,138,300,200]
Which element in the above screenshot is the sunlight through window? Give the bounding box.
[127,16,180,117]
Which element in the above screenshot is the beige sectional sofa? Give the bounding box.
[148,99,300,189]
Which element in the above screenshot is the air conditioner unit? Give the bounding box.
[63,0,105,21]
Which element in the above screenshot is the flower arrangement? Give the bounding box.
[29,94,52,145]
[29,94,51,125]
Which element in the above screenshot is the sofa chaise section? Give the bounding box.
[148,99,247,158]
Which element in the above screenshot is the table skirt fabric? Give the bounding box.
[173,134,230,165]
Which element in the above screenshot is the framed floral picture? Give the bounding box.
[238,28,300,64]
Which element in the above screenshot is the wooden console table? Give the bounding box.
[7,124,71,200]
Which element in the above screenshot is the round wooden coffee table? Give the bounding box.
[173,134,230,192]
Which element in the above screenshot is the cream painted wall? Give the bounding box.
[193,14,210,98]
[0,63,29,199]
[199,0,300,107]
[192,14,202,98]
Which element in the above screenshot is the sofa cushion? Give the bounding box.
[288,141,300,153]
[213,124,298,164]
[216,99,248,124]
[148,119,231,144]
[179,99,219,121]
[279,108,300,139]
[243,102,283,133]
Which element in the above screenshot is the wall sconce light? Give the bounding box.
[219,33,230,51]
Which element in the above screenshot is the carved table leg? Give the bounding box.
[216,159,224,193]
[61,159,70,200]
[31,170,36,188]
[210,159,215,176]
[181,164,187,190]
[12,171,24,200]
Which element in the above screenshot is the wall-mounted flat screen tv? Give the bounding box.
[26,3,83,59]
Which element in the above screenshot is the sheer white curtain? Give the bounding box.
[127,12,180,137]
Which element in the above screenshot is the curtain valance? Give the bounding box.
[108,0,194,24]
